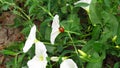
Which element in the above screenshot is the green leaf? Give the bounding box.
[61,14,81,32]
[93,41,102,52]
[61,6,67,13]
[1,4,9,10]
[74,2,89,8]
[86,61,103,68]
[18,54,26,63]
[89,0,102,25]
[46,45,56,54]
[104,0,111,8]
[0,50,17,56]
[29,5,37,15]
[91,25,101,40]
[100,11,119,42]
[45,27,51,41]
[114,62,120,68]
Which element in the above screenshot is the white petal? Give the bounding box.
[50,30,60,44]
[60,59,78,68]
[74,0,92,11]
[23,25,36,53]
[27,56,47,68]
[27,42,48,68]
[52,15,60,29]
[74,0,91,5]
[35,41,48,58]
[80,0,91,4]
[50,15,60,44]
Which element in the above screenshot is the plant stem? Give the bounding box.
[66,31,78,55]
[39,6,53,18]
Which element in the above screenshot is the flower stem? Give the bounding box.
[66,31,78,55]
[39,6,53,18]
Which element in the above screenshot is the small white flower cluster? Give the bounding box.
[23,15,78,68]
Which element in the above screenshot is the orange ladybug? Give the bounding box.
[59,27,64,33]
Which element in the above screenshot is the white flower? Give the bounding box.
[74,0,92,12]
[50,15,60,44]
[22,25,48,68]
[60,59,78,68]
[27,41,48,68]
[23,25,36,53]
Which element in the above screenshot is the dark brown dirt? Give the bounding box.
[103,54,120,68]
[0,12,24,50]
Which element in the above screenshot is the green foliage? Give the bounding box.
[0,0,120,68]
[114,62,120,68]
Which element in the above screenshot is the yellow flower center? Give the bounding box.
[34,39,39,43]
[39,55,44,61]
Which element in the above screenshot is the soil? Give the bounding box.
[0,12,24,68]
[0,12,24,50]
[103,54,120,68]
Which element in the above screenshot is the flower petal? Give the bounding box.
[60,59,78,68]
[74,0,91,5]
[27,56,47,68]
[23,25,36,53]
[74,0,92,12]
[27,41,48,68]
[52,15,60,29]
[50,30,60,44]
[35,41,47,58]
[50,15,60,44]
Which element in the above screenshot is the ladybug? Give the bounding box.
[59,27,64,33]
